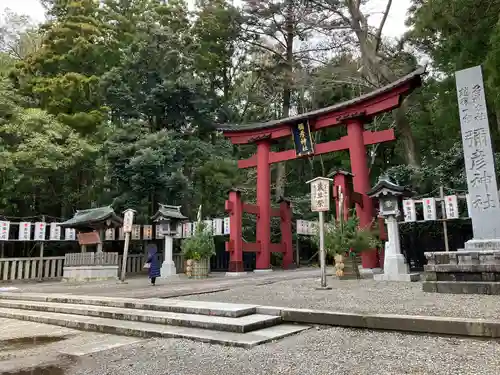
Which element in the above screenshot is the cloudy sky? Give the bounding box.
[1,0,411,38]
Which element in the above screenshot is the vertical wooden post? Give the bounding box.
[347,119,378,269]
[226,189,243,273]
[280,199,293,269]
[440,186,450,252]
[256,140,271,270]
[38,215,45,281]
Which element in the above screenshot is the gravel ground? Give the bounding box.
[180,278,500,319]
[68,328,500,375]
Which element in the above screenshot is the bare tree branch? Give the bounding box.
[375,0,392,53]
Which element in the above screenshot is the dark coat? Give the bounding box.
[147,254,161,278]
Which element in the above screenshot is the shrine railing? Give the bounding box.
[0,253,186,283]
[0,256,64,282]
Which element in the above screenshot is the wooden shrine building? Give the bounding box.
[217,67,426,272]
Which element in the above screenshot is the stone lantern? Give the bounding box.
[152,204,187,278]
[367,177,419,282]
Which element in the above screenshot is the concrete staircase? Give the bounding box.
[0,293,308,348]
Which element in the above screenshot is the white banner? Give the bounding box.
[183,222,192,238]
[105,228,115,241]
[296,219,306,235]
[423,198,437,221]
[445,195,459,219]
[34,222,47,241]
[403,199,416,222]
[154,224,164,239]
[0,221,10,241]
[18,222,31,241]
[49,223,61,241]
[174,222,183,239]
[204,220,213,234]
[223,217,230,235]
[142,225,152,240]
[213,218,223,236]
[131,224,141,240]
[64,228,76,241]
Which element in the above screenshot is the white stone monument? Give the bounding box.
[456,65,500,249]
[368,178,420,282]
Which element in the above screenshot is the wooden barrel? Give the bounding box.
[190,258,209,279]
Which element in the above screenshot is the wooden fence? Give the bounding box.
[0,253,185,282]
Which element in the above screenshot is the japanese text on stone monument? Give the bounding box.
[456,65,500,239]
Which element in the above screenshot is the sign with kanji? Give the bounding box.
[34,222,47,241]
[213,218,223,236]
[49,223,61,240]
[296,219,305,235]
[174,223,183,238]
[143,225,153,240]
[64,228,76,241]
[456,65,500,238]
[423,198,437,221]
[0,221,10,241]
[445,195,459,219]
[183,222,192,238]
[403,199,416,222]
[123,209,135,233]
[308,177,331,212]
[131,225,141,240]
[223,217,230,235]
[154,224,163,239]
[105,228,115,241]
[18,222,31,241]
[291,121,314,157]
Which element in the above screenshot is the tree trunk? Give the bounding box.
[274,0,294,201]
[395,99,420,168]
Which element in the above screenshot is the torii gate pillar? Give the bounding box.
[347,119,378,268]
[256,140,272,270]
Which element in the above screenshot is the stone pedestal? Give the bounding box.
[422,250,500,294]
[373,216,419,282]
[160,235,178,279]
[62,265,118,282]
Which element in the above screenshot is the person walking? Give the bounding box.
[145,244,161,285]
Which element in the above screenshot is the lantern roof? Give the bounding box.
[367,177,414,199]
[151,204,187,221]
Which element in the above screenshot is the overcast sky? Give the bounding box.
[1,0,411,38]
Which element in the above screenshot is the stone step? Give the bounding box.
[0,299,280,333]
[0,292,256,317]
[0,307,309,348]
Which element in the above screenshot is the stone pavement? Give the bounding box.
[3,268,325,298]
[0,318,145,374]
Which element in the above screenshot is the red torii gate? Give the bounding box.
[218,67,425,272]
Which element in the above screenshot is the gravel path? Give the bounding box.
[180,278,500,319]
[68,328,500,375]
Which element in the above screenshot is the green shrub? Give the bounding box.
[181,221,216,261]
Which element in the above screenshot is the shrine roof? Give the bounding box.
[215,66,426,133]
[152,204,187,221]
[367,179,414,198]
[59,206,123,229]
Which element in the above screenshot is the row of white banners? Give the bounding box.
[0,218,231,242]
[0,194,469,241]
[403,195,468,222]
